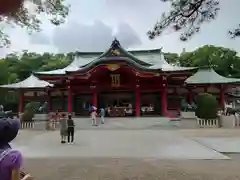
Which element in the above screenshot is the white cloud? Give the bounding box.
[52,20,141,52]
[30,32,51,45]
[1,0,240,55]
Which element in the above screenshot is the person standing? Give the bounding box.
[59,113,67,144]
[100,108,105,124]
[67,114,75,143]
[90,105,97,126]
[0,117,32,180]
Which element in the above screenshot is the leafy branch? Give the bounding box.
[0,0,69,47]
[148,0,222,41]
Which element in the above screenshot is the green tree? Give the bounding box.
[179,45,240,77]
[164,52,180,65]
[0,59,10,84]
[196,93,218,119]
[148,0,239,41]
[0,51,73,84]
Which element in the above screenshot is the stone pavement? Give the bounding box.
[12,129,229,159]
[24,158,240,180]
[194,137,240,153]
[14,118,240,179]
[13,117,240,160]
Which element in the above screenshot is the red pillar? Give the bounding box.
[135,88,141,116]
[61,91,65,111]
[188,88,193,104]
[204,86,208,93]
[47,90,52,112]
[92,91,98,107]
[18,90,24,113]
[220,86,225,109]
[161,83,167,116]
[34,92,37,100]
[67,87,73,113]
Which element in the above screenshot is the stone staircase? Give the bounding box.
[167,109,180,118]
[32,113,48,121]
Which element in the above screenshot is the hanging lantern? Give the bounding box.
[0,0,24,16]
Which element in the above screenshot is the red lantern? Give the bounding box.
[0,0,24,16]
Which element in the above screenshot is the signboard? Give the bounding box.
[110,74,120,87]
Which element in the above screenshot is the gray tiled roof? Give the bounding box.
[185,68,240,84]
[0,74,53,89]
[35,50,196,75]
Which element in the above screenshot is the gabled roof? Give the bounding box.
[97,39,152,67]
[34,39,197,75]
[185,68,240,85]
[0,74,53,89]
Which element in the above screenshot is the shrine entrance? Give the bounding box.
[141,92,162,116]
[99,92,135,117]
[74,94,92,116]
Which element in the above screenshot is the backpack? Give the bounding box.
[0,148,12,163]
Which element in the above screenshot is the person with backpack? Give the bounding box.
[0,118,32,180]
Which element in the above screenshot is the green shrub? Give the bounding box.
[21,102,40,122]
[196,93,218,119]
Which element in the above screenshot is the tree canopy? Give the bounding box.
[148,0,239,41]
[165,45,240,77]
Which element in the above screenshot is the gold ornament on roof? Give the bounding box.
[106,64,120,71]
[111,49,120,56]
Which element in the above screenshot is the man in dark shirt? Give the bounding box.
[67,114,75,143]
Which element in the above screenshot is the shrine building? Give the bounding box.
[1,39,240,117]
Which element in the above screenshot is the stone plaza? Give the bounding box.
[11,117,240,179]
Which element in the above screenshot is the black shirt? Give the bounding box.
[67,119,75,128]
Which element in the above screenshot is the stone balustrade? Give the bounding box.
[197,118,219,128]
[21,121,35,129]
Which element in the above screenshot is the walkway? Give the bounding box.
[15,118,240,180]
[13,117,231,160]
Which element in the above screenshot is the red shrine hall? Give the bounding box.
[2,39,240,117]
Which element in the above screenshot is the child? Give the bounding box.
[90,105,97,126]
[100,108,105,124]
[91,110,97,126]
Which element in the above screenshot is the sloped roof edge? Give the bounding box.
[185,67,240,84]
[0,74,53,89]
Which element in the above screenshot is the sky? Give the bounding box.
[0,0,240,57]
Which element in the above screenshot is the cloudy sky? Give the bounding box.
[1,0,240,57]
